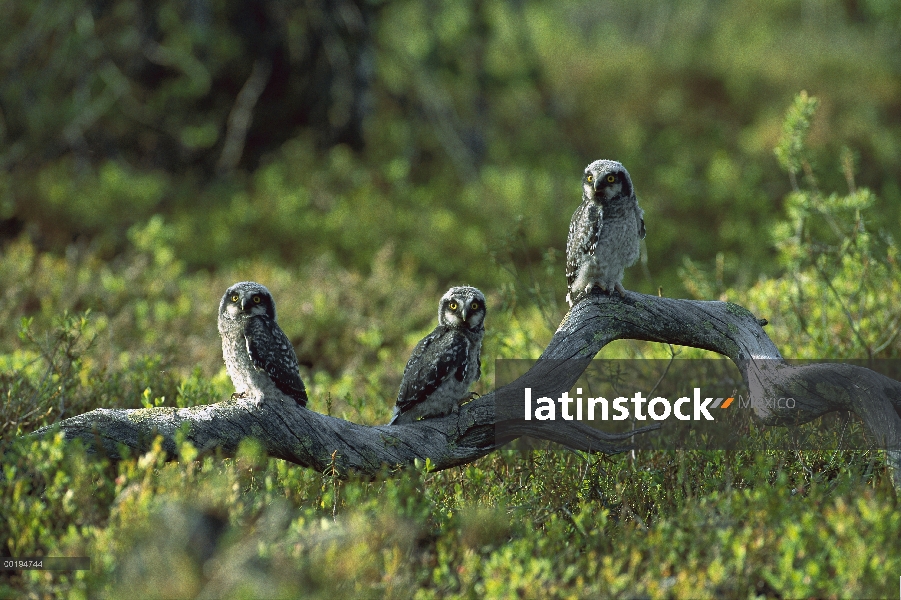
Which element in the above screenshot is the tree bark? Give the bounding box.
[30,290,901,482]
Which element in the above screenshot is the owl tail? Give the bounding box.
[388,406,401,426]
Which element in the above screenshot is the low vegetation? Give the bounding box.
[4,0,901,595]
[3,91,900,597]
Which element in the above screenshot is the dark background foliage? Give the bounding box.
[2,0,899,293]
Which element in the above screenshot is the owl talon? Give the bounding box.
[567,287,594,307]
[614,282,626,296]
[460,391,480,406]
[232,391,264,408]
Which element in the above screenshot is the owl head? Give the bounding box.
[219,281,277,322]
[438,286,486,331]
[582,160,633,203]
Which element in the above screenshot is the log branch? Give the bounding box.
[30,290,901,480]
[216,58,272,175]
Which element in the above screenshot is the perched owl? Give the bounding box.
[388,286,486,425]
[565,159,646,306]
[217,281,308,407]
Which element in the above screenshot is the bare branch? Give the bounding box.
[216,59,272,175]
[29,290,901,482]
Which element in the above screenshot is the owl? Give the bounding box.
[217,281,308,407]
[388,286,486,425]
[565,159,646,306]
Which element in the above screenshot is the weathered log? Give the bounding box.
[30,290,901,481]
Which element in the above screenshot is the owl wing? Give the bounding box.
[635,201,646,239]
[245,315,308,406]
[565,200,603,289]
[394,326,470,414]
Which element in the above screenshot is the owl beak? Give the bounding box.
[593,178,603,193]
[460,306,469,321]
[239,296,248,311]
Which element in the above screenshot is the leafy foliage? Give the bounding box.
[684,92,901,360]
[1,436,897,598]
[2,0,901,596]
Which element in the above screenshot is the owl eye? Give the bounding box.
[471,302,479,310]
[252,295,262,303]
[449,301,458,311]
[231,294,239,302]
[586,174,593,183]
[606,174,616,183]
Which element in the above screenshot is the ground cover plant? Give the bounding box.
[4,93,901,598]
[3,1,901,597]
